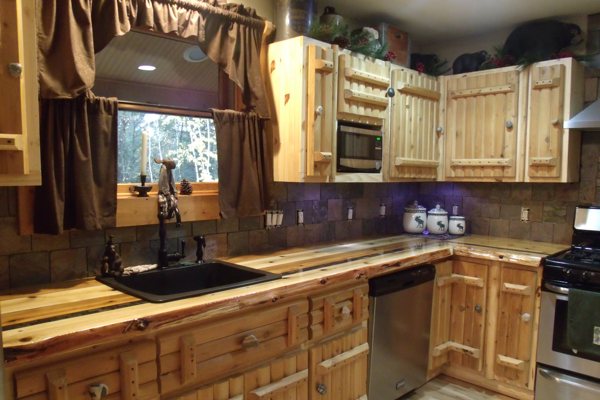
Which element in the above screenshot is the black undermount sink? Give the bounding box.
[97,261,280,303]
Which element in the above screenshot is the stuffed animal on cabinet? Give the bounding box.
[452,50,489,73]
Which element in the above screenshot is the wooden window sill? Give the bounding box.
[116,183,219,227]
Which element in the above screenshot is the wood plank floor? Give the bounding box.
[405,376,515,400]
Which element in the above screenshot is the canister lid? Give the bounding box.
[405,200,426,212]
[428,204,448,215]
[449,215,465,220]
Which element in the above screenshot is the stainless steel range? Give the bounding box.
[536,205,600,399]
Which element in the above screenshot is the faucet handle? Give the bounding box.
[193,235,206,263]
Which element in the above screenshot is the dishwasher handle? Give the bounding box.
[369,264,436,297]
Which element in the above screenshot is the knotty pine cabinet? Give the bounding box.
[525,58,584,182]
[428,257,541,400]
[386,66,442,181]
[268,36,337,182]
[0,0,41,186]
[13,340,159,400]
[442,67,526,182]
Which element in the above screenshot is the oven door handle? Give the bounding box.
[544,282,570,295]
[538,367,600,394]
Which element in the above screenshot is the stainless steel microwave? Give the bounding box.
[337,122,383,173]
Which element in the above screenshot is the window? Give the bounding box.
[117,104,218,184]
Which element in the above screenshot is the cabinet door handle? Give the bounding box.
[474,304,482,313]
[242,334,260,349]
[521,312,531,322]
[505,120,513,129]
[316,383,327,395]
[8,63,22,77]
[315,105,324,115]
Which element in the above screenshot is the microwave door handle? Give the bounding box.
[539,367,600,394]
[544,282,570,295]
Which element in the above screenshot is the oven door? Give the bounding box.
[538,283,600,379]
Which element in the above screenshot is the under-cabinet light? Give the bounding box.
[138,65,156,71]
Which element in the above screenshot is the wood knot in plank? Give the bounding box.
[320,278,328,285]
[124,318,150,332]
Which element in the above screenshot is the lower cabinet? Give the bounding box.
[171,351,308,400]
[309,326,369,400]
[13,340,158,400]
[428,257,541,399]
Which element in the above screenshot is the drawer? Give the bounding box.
[309,283,369,340]
[170,375,244,400]
[14,340,158,400]
[158,299,309,394]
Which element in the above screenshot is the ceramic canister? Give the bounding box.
[427,204,448,234]
[449,215,466,235]
[403,201,427,233]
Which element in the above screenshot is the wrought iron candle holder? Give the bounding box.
[133,174,152,197]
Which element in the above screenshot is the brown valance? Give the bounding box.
[38,0,269,116]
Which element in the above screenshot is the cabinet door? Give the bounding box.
[157,299,309,395]
[269,37,335,182]
[444,68,522,181]
[245,351,308,400]
[305,45,336,178]
[14,340,158,400]
[337,53,390,126]
[309,327,369,400]
[525,59,583,182]
[431,258,487,374]
[388,67,441,180]
[173,376,244,400]
[0,0,40,185]
[493,266,538,388]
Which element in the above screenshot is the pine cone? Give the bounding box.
[179,179,193,195]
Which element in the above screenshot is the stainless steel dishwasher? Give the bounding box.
[368,264,435,399]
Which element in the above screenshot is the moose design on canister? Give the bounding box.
[403,201,427,233]
[449,215,466,235]
[427,204,448,234]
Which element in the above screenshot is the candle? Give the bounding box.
[140,132,148,176]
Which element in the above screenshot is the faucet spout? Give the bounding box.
[156,158,183,268]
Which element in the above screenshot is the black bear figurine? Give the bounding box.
[452,50,489,74]
[503,20,582,64]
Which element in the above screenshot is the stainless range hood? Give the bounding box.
[564,99,600,130]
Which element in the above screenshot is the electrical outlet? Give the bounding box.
[520,207,530,222]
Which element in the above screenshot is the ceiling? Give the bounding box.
[322,0,600,45]
[95,31,218,94]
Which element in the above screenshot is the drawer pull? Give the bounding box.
[89,383,109,399]
[316,383,327,395]
[248,369,308,399]
[317,342,369,374]
[242,334,260,349]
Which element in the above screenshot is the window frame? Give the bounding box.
[116,102,220,227]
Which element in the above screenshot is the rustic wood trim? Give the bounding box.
[120,351,140,400]
[450,158,512,167]
[248,369,308,400]
[397,82,441,101]
[432,341,481,359]
[180,334,197,384]
[437,273,484,288]
[45,369,68,400]
[395,157,440,167]
[345,67,390,87]
[528,157,558,167]
[343,89,389,107]
[496,354,527,371]
[450,84,514,98]
[316,342,369,374]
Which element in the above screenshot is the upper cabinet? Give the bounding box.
[269,36,336,182]
[525,58,584,182]
[267,37,584,184]
[442,67,526,182]
[386,66,442,181]
[0,0,40,186]
[336,52,391,126]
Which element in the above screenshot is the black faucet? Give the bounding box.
[193,235,206,263]
[157,216,185,269]
[155,158,184,269]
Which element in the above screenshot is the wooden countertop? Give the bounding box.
[0,234,567,365]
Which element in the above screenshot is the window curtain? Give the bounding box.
[34,93,118,233]
[38,0,269,116]
[211,110,272,218]
[36,0,271,232]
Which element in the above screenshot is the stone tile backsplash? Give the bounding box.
[1,75,599,290]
